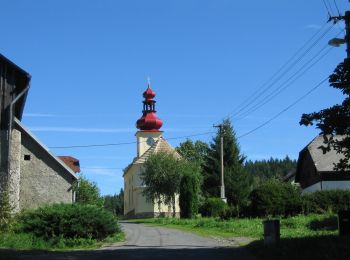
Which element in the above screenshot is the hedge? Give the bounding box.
[18,203,119,240]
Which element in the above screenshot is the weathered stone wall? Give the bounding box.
[0,130,9,193]
[19,127,75,210]
[8,129,21,213]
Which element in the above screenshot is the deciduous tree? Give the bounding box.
[300,58,350,171]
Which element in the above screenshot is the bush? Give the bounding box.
[200,198,228,217]
[302,190,350,214]
[0,189,13,232]
[179,164,201,219]
[73,176,104,207]
[249,180,302,217]
[18,203,119,240]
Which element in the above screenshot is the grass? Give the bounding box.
[130,214,348,260]
[0,231,125,251]
[130,213,338,239]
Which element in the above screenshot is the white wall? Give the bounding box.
[302,181,350,194]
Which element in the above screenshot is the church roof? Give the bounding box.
[123,137,181,175]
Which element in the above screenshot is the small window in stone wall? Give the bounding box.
[24,154,31,161]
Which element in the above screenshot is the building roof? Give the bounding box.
[14,118,78,180]
[0,54,31,121]
[306,135,347,172]
[58,156,81,173]
[123,136,181,175]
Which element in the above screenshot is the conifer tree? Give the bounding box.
[203,119,252,212]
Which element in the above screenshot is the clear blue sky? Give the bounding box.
[1,0,348,195]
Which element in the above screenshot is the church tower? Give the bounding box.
[135,83,163,157]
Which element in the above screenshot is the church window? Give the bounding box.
[24,154,31,161]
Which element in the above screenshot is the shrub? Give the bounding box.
[179,164,201,219]
[0,189,13,232]
[249,179,302,217]
[302,190,350,214]
[18,203,119,240]
[200,198,228,217]
[73,176,104,207]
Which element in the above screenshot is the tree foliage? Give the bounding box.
[244,156,297,185]
[176,139,209,167]
[73,175,104,207]
[179,162,201,218]
[249,179,302,217]
[104,189,124,216]
[300,58,350,171]
[203,119,252,212]
[141,152,183,216]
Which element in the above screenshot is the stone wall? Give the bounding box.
[0,130,8,193]
[8,129,21,213]
[19,126,75,210]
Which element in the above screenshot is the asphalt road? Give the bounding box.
[1,222,257,260]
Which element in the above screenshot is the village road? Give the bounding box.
[4,222,257,260]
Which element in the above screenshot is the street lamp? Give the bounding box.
[328,37,346,47]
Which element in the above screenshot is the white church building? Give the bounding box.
[123,84,180,218]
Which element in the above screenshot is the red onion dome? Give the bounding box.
[136,112,163,131]
[143,86,156,100]
[136,84,163,131]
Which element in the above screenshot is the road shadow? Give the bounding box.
[0,246,256,260]
[245,235,350,260]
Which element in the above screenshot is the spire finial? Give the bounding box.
[147,76,151,88]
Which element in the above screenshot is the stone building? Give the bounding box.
[0,54,78,212]
[123,84,180,218]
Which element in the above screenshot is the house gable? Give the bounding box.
[14,118,77,210]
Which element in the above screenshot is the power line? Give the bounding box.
[235,28,344,120]
[237,77,328,139]
[235,44,334,120]
[333,0,341,16]
[223,22,333,122]
[81,167,124,170]
[322,0,332,17]
[48,130,215,149]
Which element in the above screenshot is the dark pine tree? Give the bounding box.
[203,119,252,211]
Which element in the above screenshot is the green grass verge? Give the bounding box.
[247,235,350,260]
[0,231,125,251]
[130,214,347,260]
[130,213,338,239]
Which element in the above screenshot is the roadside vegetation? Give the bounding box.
[0,177,124,251]
[138,118,350,260]
[132,213,338,239]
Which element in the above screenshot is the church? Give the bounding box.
[123,84,180,218]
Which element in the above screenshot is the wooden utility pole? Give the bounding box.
[328,11,350,58]
[213,124,226,203]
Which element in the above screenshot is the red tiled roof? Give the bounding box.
[58,156,80,173]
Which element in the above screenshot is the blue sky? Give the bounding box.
[1,0,349,195]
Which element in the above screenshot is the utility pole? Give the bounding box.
[213,124,226,203]
[328,11,350,58]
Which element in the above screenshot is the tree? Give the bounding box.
[244,156,297,186]
[141,152,183,217]
[176,139,209,167]
[104,189,124,216]
[73,175,104,207]
[203,119,252,214]
[179,162,201,218]
[300,58,350,171]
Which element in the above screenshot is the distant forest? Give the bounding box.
[244,156,297,184]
